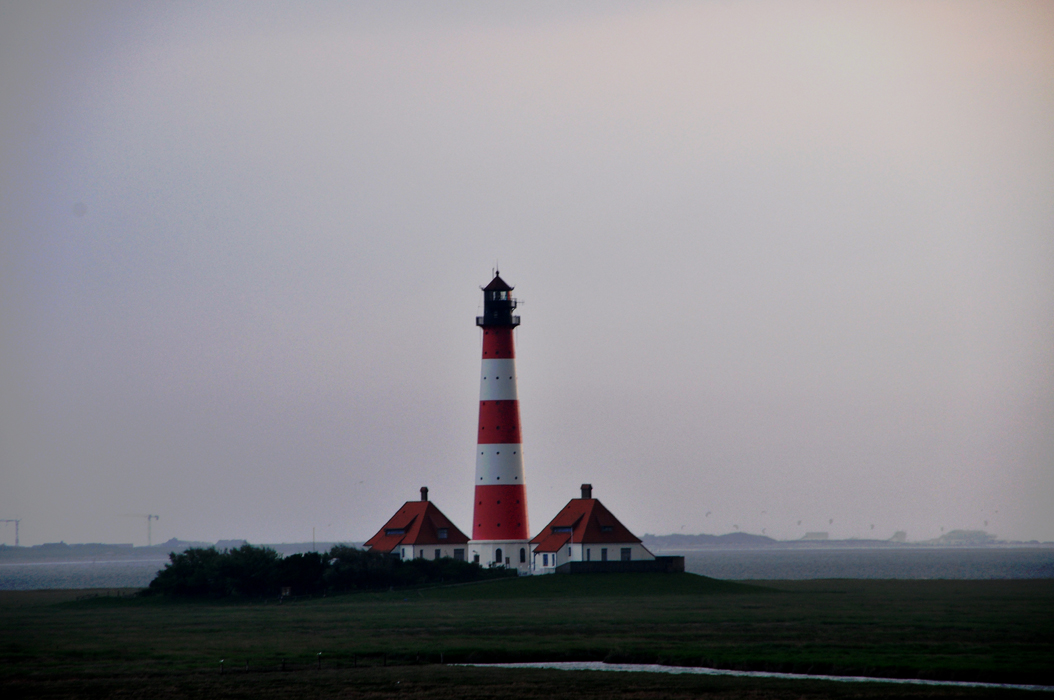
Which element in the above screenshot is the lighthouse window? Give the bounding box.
[499,291,507,300]
[520,548,526,563]
[495,548,502,563]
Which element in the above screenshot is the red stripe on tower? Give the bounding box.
[470,272,530,570]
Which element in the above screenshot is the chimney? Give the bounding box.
[581,483,592,499]
[420,486,429,502]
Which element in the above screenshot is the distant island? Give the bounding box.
[642,530,1052,550]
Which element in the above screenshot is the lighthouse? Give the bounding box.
[469,272,530,572]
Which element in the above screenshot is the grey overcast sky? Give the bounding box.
[1,1,1052,547]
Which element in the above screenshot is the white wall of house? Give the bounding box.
[396,544,467,561]
[581,543,655,563]
[530,542,655,573]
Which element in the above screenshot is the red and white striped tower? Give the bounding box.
[469,272,530,572]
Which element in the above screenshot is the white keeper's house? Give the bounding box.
[529,484,657,574]
[363,487,469,561]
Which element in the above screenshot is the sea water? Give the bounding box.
[0,559,168,590]
[677,547,1054,580]
[0,547,1051,590]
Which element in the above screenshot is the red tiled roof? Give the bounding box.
[530,498,644,553]
[363,500,469,553]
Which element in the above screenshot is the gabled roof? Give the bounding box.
[530,498,644,554]
[482,273,513,292]
[363,500,469,553]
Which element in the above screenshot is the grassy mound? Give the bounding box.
[426,572,765,600]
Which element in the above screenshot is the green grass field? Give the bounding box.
[2,574,1052,698]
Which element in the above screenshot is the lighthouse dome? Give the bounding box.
[482,273,513,292]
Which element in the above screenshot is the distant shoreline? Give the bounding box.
[0,541,357,563]
[648,542,1054,552]
[1,538,1050,566]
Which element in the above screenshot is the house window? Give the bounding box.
[435,549,441,560]
[586,548,591,562]
[601,526,613,532]
[519,548,526,563]
[568,547,571,557]
[454,549,465,561]
[418,550,425,559]
[473,553,480,564]
[601,548,608,562]
[438,528,448,539]
[495,548,503,563]
[621,548,631,562]
[543,553,548,566]
[401,548,406,559]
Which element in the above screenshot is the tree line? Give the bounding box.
[144,544,514,598]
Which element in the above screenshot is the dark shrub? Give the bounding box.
[147,543,513,598]
[274,551,327,595]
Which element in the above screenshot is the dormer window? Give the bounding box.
[385,528,405,536]
[552,526,573,534]
[437,528,448,539]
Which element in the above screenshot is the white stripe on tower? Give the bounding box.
[479,359,518,401]
[475,445,525,485]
